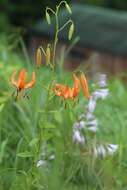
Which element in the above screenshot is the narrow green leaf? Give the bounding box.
[17,151,33,158]
[40,121,56,129]
[42,133,54,141]
[0,104,4,112]
[0,139,8,163]
[29,138,39,147]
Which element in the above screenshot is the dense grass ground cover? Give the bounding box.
[0,44,127,190]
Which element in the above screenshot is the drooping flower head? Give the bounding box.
[11,69,35,99]
[53,72,89,101]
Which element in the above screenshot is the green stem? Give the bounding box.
[58,19,72,32]
[46,7,56,15]
[53,9,59,70]
[52,2,71,70]
[58,0,66,9]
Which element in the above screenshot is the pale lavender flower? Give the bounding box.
[73,121,86,130]
[86,119,98,127]
[98,74,107,87]
[94,144,118,158]
[87,97,96,113]
[72,74,118,158]
[37,160,46,168]
[79,121,86,128]
[73,122,79,129]
[41,152,46,157]
[87,126,98,133]
[79,114,86,120]
[93,89,109,100]
[73,130,85,144]
[86,112,95,120]
[41,143,47,157]
[107,144,118,155]
[94,145,106,158]
[49,154,55,160]
[93,73,109,100]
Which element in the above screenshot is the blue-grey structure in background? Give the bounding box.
[30,4,127,56]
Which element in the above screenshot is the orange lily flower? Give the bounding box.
[11,69,35,92]
[53,73,89,100]
[53,84,72,99]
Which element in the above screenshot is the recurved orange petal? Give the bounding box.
[72,73,80,97]
[25,72,36,89]
[80,73,90,99]
[11,70,18,88]
[63,86,71,99]
[18,69,27,90]
[73,73,80,90]
[54,83,66,90]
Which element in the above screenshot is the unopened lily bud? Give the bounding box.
[46,11,51,25]
[36,47,42,68]
[46,44,51,65]
[68,22,74,40]
[65,3,72,14]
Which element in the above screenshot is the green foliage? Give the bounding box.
[0,44,127,189]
